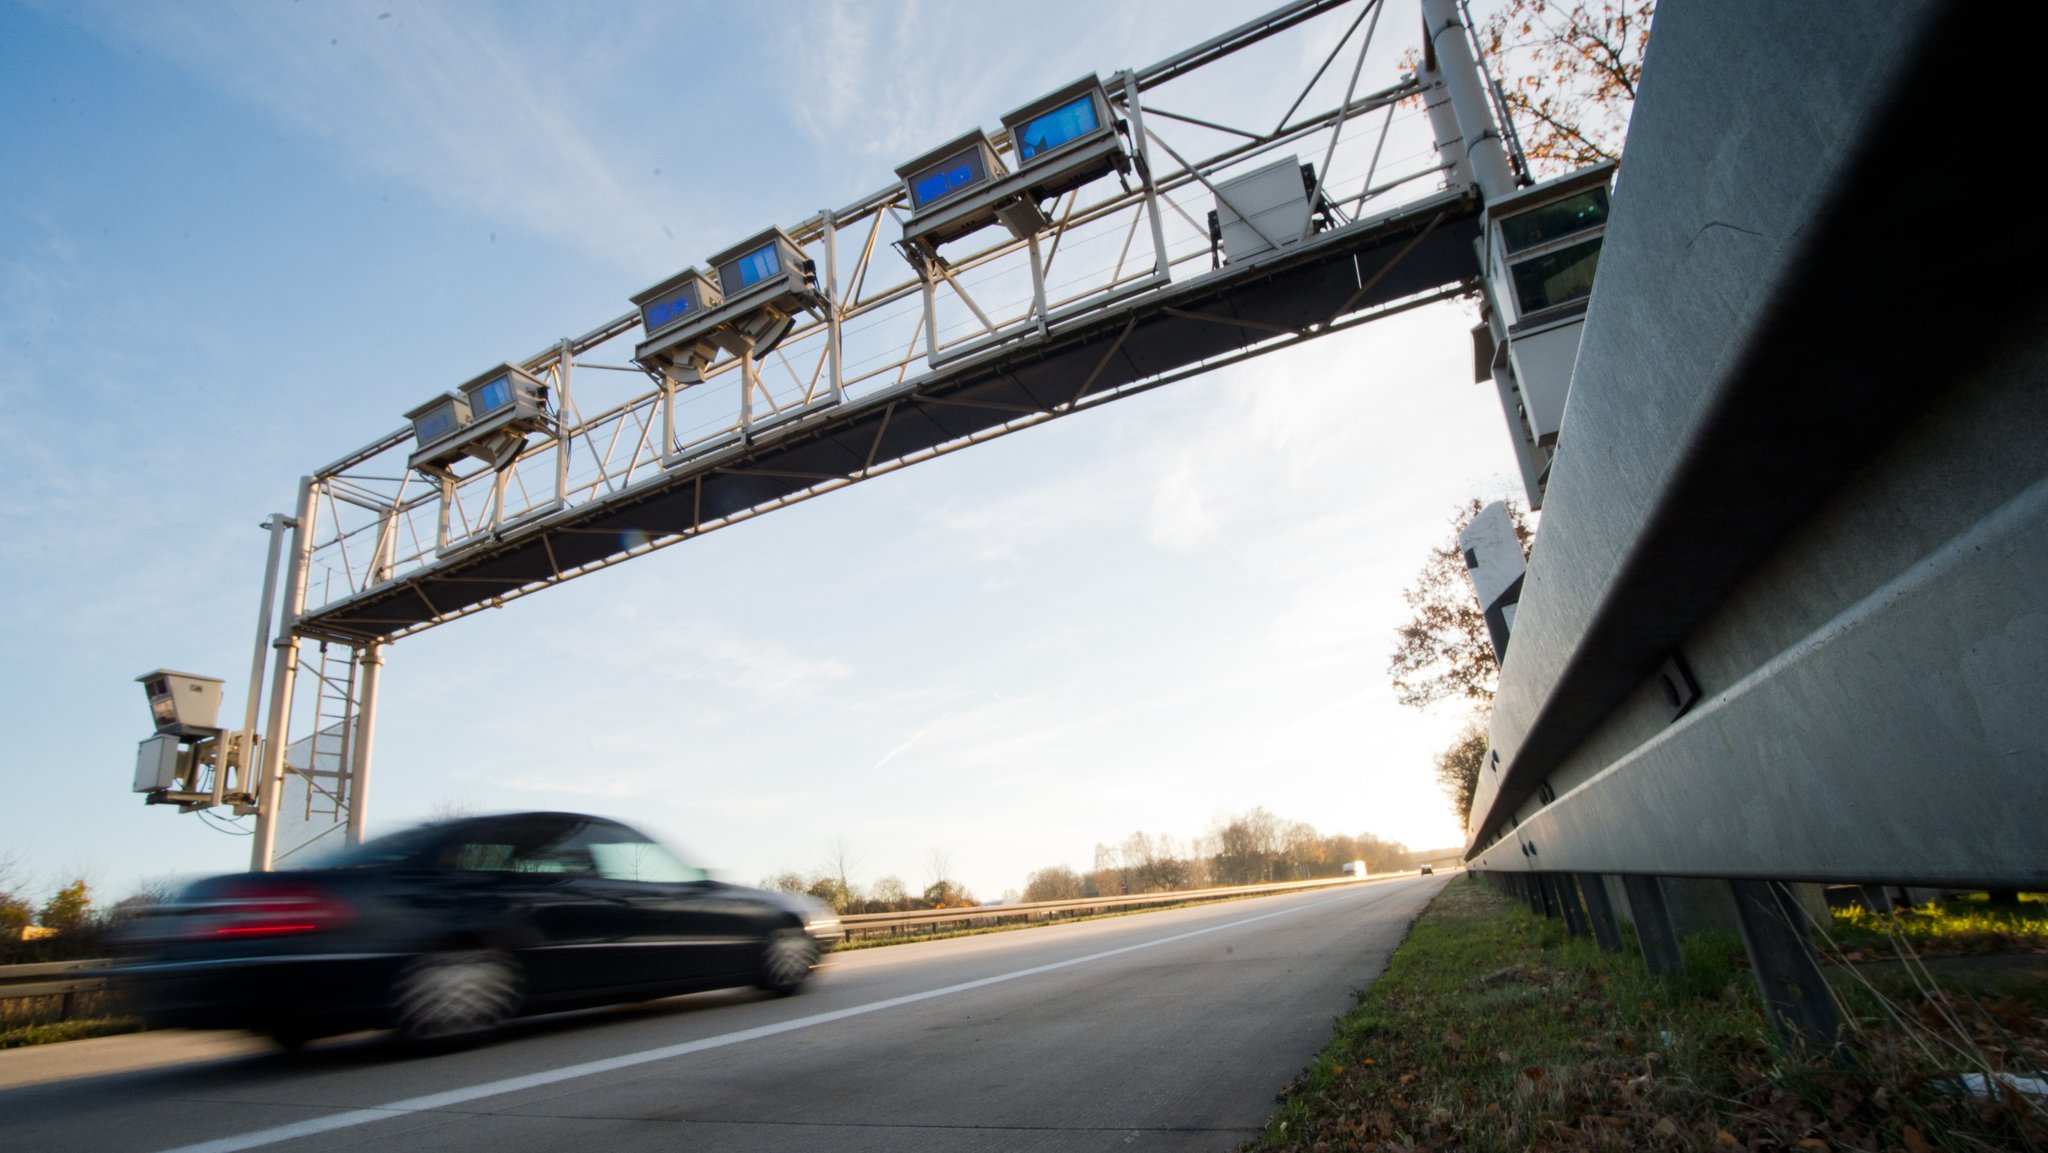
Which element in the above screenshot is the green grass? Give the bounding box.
[1827,892,2048,957]
[0,1017,142,1051]
[1252,877,2047,1152]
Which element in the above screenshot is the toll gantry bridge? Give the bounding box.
[289,0,1488,645]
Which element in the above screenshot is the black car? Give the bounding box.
[117,812,841,1048]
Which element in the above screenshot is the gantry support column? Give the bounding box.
[346,641,385,846]
[250,477,317,873]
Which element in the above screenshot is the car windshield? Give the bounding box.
[292,824,450,870]
[286,815,711,883]
[434,817,710,883]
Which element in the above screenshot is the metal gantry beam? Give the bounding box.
[284,2,1483,647]
[198,0,1518,869]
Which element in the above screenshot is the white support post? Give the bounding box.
[251,477,318,872]
[1121,71,1173,280]
[434,475,453,550]
[229,512,292,806]
[554,338,573,505]
[660,370,677,455]
[1418,66,1475,191]
[489,467,510,532]
[823,210,843,404]
[346,641,384,846]
[1025,233,1051,335]
[740,337,757,434]
[1420,0,1515,202]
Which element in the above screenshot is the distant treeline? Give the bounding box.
[1023,808,1409,902]
[763,809,1409,915]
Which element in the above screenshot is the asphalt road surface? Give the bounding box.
[2,873,1449,1153]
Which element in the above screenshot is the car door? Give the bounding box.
[576,821,763,988]
[432,816,643,999]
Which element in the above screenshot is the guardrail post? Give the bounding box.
[1518,874,1542,916]
[1578,873,1625,954]
[1534,872,1560,919]
[1550,874,1591,939]
[1729,879,1847,1055]
[1621,874,1685,977]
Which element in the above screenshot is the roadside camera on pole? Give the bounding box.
[140,668,224,738]
[134,669,226,798]
[632,227,824,383]
[895,76,1129,262]
[405,362,552,479]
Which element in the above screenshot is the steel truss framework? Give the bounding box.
[237,0,1505,866]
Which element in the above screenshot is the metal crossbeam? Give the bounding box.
[279,2,1479,644]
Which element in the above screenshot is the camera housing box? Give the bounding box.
[137,668,224,739]
[632,268,726,343]
[407,362,552,477]
[896,76,1127,260]
[634,228,822,376]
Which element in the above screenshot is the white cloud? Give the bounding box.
[1145,461,1222,551]
[49,0,674,271]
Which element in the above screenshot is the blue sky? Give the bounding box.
[0,0,1521,907]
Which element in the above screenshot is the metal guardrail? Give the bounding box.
[832,871,1411,941]
[0,959,115,1022]
[0,873,1420,1009]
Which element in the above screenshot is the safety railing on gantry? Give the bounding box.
[290,0,1478,643]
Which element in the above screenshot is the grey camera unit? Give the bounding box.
[406,362,552,479]
[134,668,225,795]
[631,267,724,345]
[633,228,823,380]
[896,76,1128,260]
[138,668,224,739]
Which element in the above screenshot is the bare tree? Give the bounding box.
[869,875,910,910]
[1023,865,1088,902]
[811,840,861,912]
[0,852,31,941]
[1481,0,1656,175]
[38,878,92,933]
[1387,499,1534,710]
[1434,720,1491,823]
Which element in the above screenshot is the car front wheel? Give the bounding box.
[391,949,522,1046]
[756,928,818,995]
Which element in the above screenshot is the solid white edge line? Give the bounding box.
[152,885,1386,1153]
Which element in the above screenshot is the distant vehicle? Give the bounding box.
[1418,864,1435,875]
[1341,860,1370,877]
[117,812,841,1049]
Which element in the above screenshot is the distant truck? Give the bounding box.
[1341,860,1369,878]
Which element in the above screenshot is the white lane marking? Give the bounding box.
[153,887,1380,1153]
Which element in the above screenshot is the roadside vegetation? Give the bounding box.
[0,1016,141,1052]
[1253,876,2047,1153]
[762,809,1413,916]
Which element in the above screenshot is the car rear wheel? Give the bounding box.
[391,949,522,1045]
[755,928,818,995]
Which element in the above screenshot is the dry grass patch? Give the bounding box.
[1253,876,2047,1152]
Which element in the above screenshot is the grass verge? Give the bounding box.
[0,1017,143,1051]
[1252,876,2047,1152]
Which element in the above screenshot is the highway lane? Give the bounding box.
[1,873,1449,1153]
